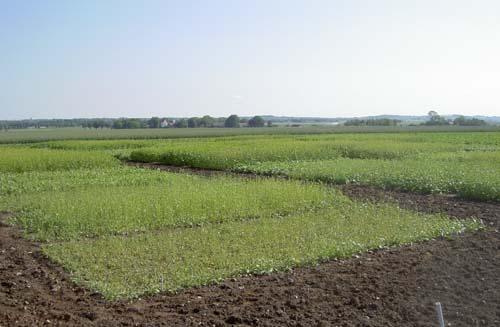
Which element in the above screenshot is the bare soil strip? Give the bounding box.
[126,161,259,178]
[1,166,499,326]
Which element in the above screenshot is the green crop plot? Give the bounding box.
[5,174,336,241]
[126,132,500,201]
[234,155,500,202]
[44,203,478,299]
[129,132,500,168]
[0,147,119,173]
[129,136,462,169]
[0,167,181,197]
[2,125,498,144]
[30,139,167,151]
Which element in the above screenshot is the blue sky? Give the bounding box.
[1,0,499,119]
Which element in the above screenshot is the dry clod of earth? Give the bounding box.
[1,187,499,327]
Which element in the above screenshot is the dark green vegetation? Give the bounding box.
[224,114,241,128]
[0,128,491,299]
[247,116,266,127]
[344,118,401,126]
[421,111,487,126]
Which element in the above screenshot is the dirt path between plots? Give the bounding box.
[126,161,260,178]
[1,169,500,326]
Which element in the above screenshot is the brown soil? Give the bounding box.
[126,161,259,178]
[1,179,499,326]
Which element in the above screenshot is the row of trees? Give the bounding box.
[144,116,220,128]
[112,118,145,129]
[0,118,110,130]
[344,118,401,126]
[134,115,270,129]
[421,111,448,126]
[422,111,487,126]
[109,115,271,129]
[0,115,270,130]
[2,112,490,130]
[187,115,217,128]
[224,115,270,128]
[452,116,488,126]
[82,119,113,129]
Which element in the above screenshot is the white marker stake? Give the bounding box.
[435,302,445,327]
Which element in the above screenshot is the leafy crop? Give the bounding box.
[129,136,467,169]
[0,167,180,197]
[234,154,500,201]
[44,204,479,299]
[0,147,119,173]
[4,172,337,241]
[125,133,500,201]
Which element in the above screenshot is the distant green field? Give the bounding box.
[1,125,498,143]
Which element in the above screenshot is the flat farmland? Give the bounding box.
[0,129,499,326]
[128,132,500,201]
[1,125,498,144]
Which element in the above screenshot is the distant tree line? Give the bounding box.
[82,119,113,129]
[0,118,112,130]
[421,111,487,126]
[421,111,448,126]
[4,113,486,130]
[223,115,271,128]
[112,118,145,129]
[344,118,401,126]
[0,115,273,130]
[112,115,271,129]
[452,115,487,126]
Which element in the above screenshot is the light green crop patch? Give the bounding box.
[127,132,500,200]
[43,203,481,300]
[0,147,119,173]
[0,167,176,197]
[5,173,340,241]
[129,137,464,170]
[233,153,500,202]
